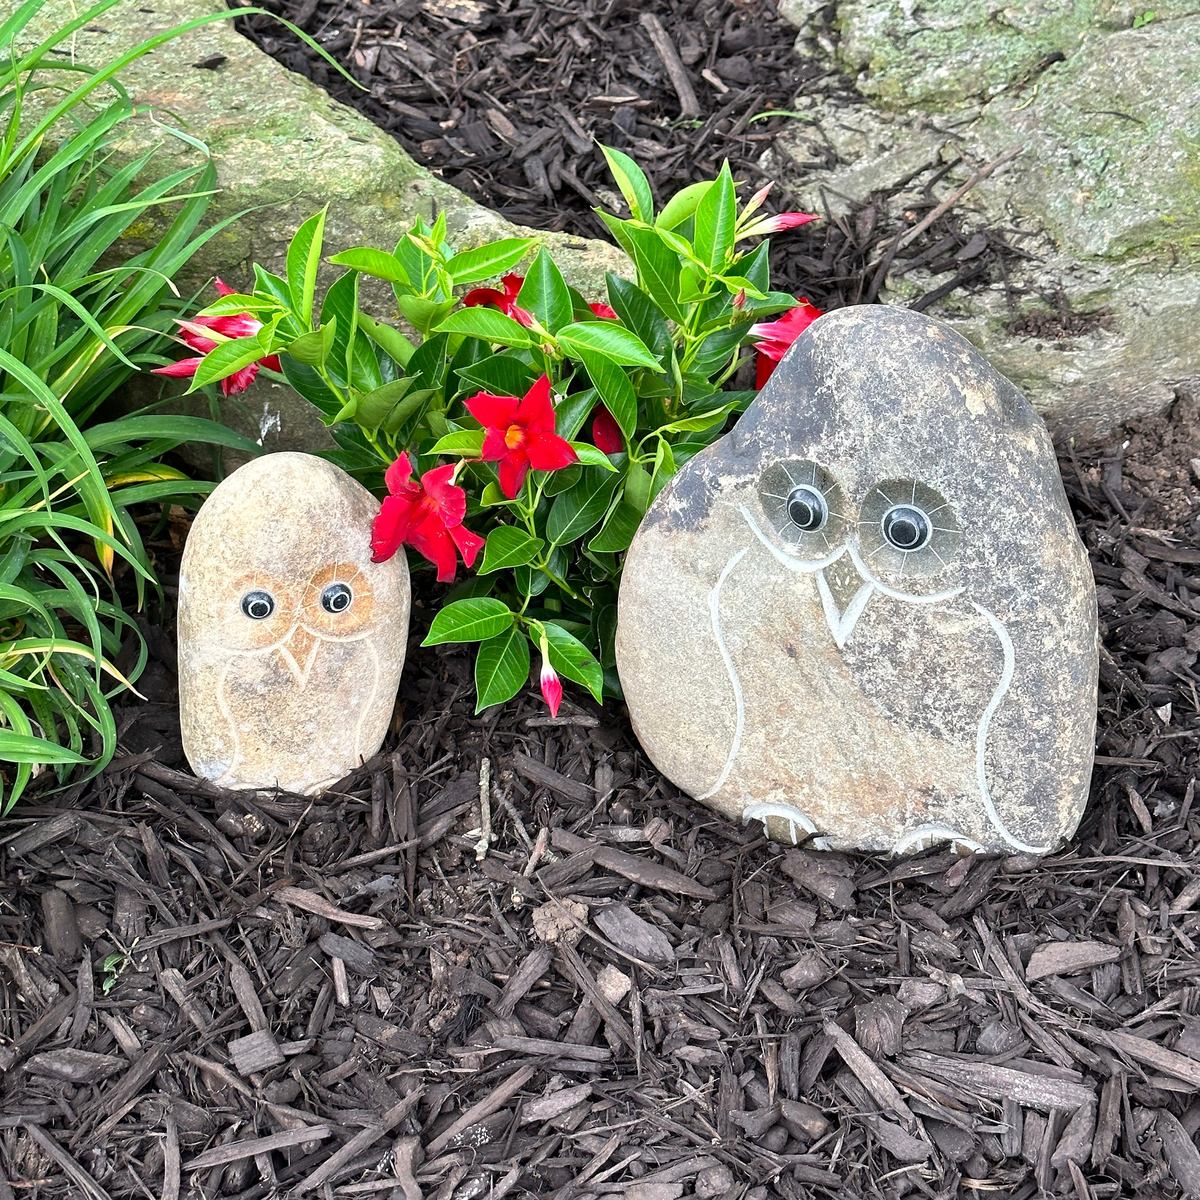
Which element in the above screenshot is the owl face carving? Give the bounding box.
[616,307,1098,855]
[178,453,410,795]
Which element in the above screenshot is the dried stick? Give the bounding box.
[867,145,1024,270]
[639,14,700,119]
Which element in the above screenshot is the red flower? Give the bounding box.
[152,278,282,397]
[539,641,562,718]
[370,454,484,582]
[751,299,823,388]
[592,406,623,455]
[464,375,578,499]
[588,301,618,319]
[462,273,534,327]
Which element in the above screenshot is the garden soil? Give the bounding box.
[3,1,1200,1197]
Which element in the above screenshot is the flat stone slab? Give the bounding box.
[616,307,1098,855]
[178,452,409,794]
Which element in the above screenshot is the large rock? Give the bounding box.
[616,307,1098,855]
[29,0,624,453]
[178,452,409,794]
[768,3,1200,439]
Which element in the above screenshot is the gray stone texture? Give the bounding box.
[616,307,1098,855]
[178,453,410,794]
[769,2,1200,439]
[29,0,624,453]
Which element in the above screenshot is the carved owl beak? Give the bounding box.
[276,625,321,686]
[815,553,875,650]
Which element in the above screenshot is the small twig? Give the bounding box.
[474,758,492,862]
[493,770,536,854]
[639,14,700,118]
[522,826,552,877]
[867,146,1024,270]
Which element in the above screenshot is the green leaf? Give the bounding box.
[589,499,642,553]
[358,311,415,367]
[428,429,486,456]
[547,467,621,546]
[537,621,604,702]
[553,390,598,443]
[188,334,269,392]
[516,247,573,334]
[423,598,515,645]
[285,319,336,367]
[622,224,685,323]
[625,462,653,514]
[598,144,654,222]
[557,322,660,370]
[435,307,533,347]
[575,347,637,440]
[570,443,619,471]
[693,162,736,272]
[479,527,544,573]
[0,730,87,765]
[475,626,532,712]
[657,180,713,230]
[397,295,456,336]
[456,353,535,399]
[354,377,416,428]
[446,238,536,285]
[605,272,673,363]
[286,208,327,326]
[327,247,410,284]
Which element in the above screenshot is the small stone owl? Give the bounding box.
[616,306,1098,855]
[178,452,409,795]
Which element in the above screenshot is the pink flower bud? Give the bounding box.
[540,653,562,718]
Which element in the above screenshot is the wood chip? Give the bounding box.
[274,886,385,929]
[185,1124,332,1170]
[1025,939,1123,981]
[592,846,717,900]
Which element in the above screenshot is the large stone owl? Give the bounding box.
[178,452,409,795]
[616,307,1098,855]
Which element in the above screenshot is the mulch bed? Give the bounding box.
[232,0,1031,317]
[3,394,1200,1198]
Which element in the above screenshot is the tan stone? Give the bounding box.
[616,307,1098,855]
[178,453,408,793]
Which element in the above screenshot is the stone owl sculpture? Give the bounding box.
[616,306,1098,855]
[178,452,409,795]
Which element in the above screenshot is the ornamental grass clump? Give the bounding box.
[171,148,822,714]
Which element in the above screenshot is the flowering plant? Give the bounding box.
[168,150,819,713]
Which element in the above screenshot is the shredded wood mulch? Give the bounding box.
[3,395,1200,1197]
[231,0,1035,319]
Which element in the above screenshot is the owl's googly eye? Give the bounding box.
[320,583,353,614]
[787,485,828,533]
[881,505,931,552]
[241,590,275,620]
[859,479,960,581]
[759,460,846,554]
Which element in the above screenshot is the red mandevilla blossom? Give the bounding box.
[750,299,823,388]
[370,454,484,582]
[588,301,618,319]
[462,274,534,327]
[591,406,623,455]
[152,278,282,397]
[465,374,578,499]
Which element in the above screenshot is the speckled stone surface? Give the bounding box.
[616,307,1098,855]
[178,453,409,795]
